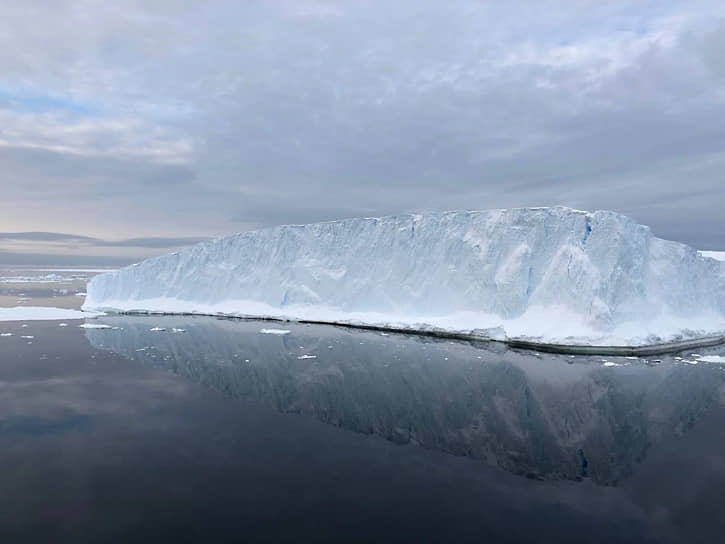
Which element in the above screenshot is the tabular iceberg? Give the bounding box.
[83,207,725,347]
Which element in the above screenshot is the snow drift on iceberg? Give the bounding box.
[83,207,725,346]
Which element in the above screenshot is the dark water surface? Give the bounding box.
[1,315,724,543]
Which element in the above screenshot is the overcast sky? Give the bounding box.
[1,0,724,263]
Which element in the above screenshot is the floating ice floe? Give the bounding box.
[260,328,291,335]
[0,274,66,283]
[0,307,105,322]
[699,355,725,363]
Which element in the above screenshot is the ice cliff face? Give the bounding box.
[83,207,725,345]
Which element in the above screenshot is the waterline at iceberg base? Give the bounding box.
[83,207,725,353]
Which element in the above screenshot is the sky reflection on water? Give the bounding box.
[1,316,724,542]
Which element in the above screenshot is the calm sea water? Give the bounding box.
[1,270,724,542]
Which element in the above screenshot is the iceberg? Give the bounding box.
[83,207,725,348]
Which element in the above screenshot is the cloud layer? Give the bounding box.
[1,0,724,259]
[0,231,210,265]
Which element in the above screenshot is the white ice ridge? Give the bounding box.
[700,250,725,262]
[0,307,105,322]
[83,207,725,346]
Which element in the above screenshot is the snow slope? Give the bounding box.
[83,207,725,346]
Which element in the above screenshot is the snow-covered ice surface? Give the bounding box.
[699,251,725,262]
[0,306,104,322]
[83,207,725,347]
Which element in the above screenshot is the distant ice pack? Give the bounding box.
[83,207,725,346]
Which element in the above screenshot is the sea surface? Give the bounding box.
[1,268,725,543]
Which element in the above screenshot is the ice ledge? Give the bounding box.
[0,306,105,322]
[86,297,725,354]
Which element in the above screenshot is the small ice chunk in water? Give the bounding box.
[171,328,186,333]
[79,323,112,329]
[1,333,12,337]
[259,328,291,335]
[58,323,68,327]
[150,327,166,332]
[297,354,317,360]
[700,355,725,363]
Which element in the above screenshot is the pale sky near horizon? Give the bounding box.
[1,1,725,263]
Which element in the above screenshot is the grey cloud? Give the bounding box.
[0,231,212,265]
[0,232,98,244]
[231,206,396,228]
[0,251,137,267]
[101,236,211,248]
[0,231,209,249]
[1,0,725,258]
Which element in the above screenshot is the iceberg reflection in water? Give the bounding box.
[85,315,725,485]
